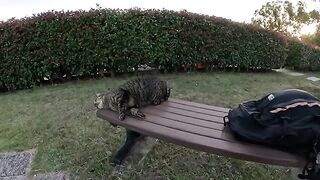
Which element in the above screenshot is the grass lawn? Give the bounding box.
[1,71,317,179]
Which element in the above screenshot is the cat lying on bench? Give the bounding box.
[94,77,171,164]
[94,77,171,120]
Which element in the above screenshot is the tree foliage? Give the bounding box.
[252,0,320,35]
[313,27,320,44]
[300,24,320,45]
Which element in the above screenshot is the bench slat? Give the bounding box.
[96,99,307,168]
[168,98,230,113]
[162,101,228,117]
[144,108,224,131]
[143,112,235,141]
[142,107,224,130]
[152,106,226,122]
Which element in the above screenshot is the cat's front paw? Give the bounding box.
[136,111,146,119]
[153,99,161,105]
[119,113,126,120]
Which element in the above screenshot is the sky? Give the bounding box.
[0,0,319,34]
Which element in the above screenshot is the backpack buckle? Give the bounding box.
[223,116,228,126]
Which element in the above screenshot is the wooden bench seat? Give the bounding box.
[96,98,307,167]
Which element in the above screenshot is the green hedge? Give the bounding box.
[0,8,287,90]
[286,38,320,71]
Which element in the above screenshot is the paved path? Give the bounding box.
[275,68,320,82]
[0,150,68,180]
[0,150,33,180]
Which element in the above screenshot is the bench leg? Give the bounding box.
[112,129,142,165]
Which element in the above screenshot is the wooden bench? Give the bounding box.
[96,98,307,167]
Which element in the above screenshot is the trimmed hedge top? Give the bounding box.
[0,8,287,90]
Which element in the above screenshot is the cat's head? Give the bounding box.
[107,90,125,111]
[94,93,105,109]
[94,90,123,111]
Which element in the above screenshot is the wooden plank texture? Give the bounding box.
[96,99,307,168]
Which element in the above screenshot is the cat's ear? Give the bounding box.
[95,93,100,97]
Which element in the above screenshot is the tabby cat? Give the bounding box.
[94,77,171,120]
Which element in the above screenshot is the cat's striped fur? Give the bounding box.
[94,77,171,120]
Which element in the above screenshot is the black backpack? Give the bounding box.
[223,89,320,180]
